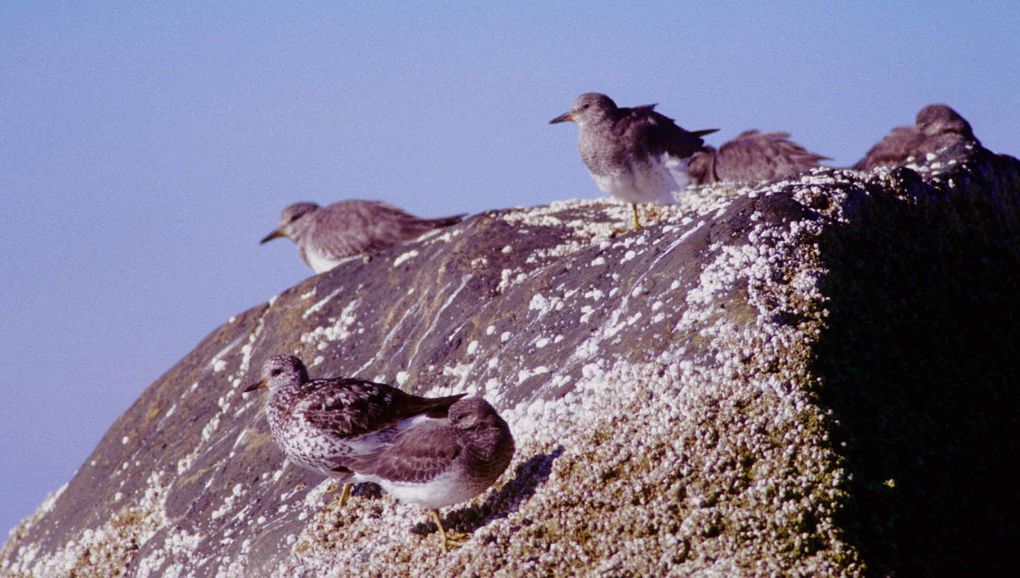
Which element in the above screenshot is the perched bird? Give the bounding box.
[688,130,828,184]
[244,355,514,551]
[550,92,717,230]
[853,104,978,171]
[345,397,515,550]
[260,200,465,273]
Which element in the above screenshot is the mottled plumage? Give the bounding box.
[854,104,978,171]
[246,355,465,479]
[245,355,515,550]
[688,130,828,184]
[346,397,515,510]
[261,200,465,273]
[551,93,717,228]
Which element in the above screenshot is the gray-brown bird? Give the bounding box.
[853,104,978,171]
[688,130,828,184]
[261,200,465,273]
[550,92,717,229]
[245,355,514,551]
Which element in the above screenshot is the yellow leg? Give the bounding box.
[430,509,467,552]
[325,482,352,509]
[631,203,642,229]
[337,483,352,508]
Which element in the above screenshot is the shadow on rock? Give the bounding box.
[811,158,1020,576]
[412,446,565,537]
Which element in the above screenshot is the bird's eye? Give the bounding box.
[581,104,590,110]
[270,368,282,377]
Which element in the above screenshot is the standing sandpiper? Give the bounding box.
[260,200,465,273]
[551,92,717,229]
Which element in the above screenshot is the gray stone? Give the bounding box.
[3,142,1019,577]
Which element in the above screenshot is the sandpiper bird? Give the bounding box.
[260,200,465,273]
[688,130,828,184]
[550,92,717,229]
[244,355,514,551]
[853,104,978,171]
[345,396,515,550]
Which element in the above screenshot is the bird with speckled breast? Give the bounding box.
[244,355,515,550]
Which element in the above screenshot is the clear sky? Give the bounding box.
[2,1,1018,535]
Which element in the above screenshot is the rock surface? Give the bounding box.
[3,143,1019,577]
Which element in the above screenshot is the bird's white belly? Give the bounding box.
[593,155,687,205]
[302,247,341,274]
[361,469,480,509]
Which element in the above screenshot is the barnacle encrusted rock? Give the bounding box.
[3,143,1018,577]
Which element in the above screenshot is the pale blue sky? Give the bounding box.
[2,2,1018,534]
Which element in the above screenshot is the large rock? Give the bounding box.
[3,143,1019,577]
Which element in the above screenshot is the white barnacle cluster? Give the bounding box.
[12,99,998,578]
[392,249,420,267]
[266,171,872,575]
[3,472,174,577]
[300,298,362,350]
[18,149,978,576]
[301,288,341,320]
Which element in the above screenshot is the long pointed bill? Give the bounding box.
[549,111,574,124]
[243,379,267,393]
[260,229,285,244]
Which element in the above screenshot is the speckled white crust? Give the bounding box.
[8,150,992,576]
[0,172,846,577]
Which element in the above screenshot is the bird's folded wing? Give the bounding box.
[853,126,924,170]
[716,131,828,181]
[626,108,711,160]
[296,378,464,440]
[312,201,448,260]
[346,424,462,484]
[295,378,401,438]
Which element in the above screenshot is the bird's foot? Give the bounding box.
[644,205,665,224]
[431,509,469,552]
[609,204,644,236]
[439,530,469,552]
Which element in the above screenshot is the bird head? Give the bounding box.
[550,92,618,126]
[915,104,974,139]
[244,354,309,394]
[448,397,502,430]
[260,202,320,244]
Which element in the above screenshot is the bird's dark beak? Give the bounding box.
[260,229,285,244]
[549,111,574,124]
[243,379,267,393]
